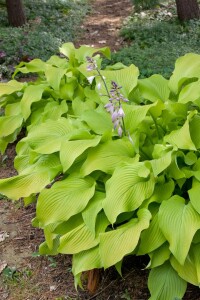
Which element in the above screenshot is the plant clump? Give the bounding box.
[1,43,200,299]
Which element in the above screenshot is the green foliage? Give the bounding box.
[0,0,89,78]
[105,3,200,78]
[1,43,200,299]
[131,0,160,11]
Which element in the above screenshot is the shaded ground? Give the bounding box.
[1,0,200,299]
[75,0,132,51]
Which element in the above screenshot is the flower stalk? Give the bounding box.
[86,56,128,137]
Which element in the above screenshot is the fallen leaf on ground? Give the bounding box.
[0,231,9,242]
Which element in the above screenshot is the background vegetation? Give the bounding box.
[0,0,89,78]
[107,1,200,78]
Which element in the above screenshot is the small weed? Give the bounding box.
[47,256,57,268]
[121,289,131,300]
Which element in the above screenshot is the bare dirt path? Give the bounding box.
[75,0,132,51]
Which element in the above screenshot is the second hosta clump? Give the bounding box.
[1,43,200,299]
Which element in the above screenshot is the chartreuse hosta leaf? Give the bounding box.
[36,174,95,226]
[150,150,173,176]
[178,79,200,104]
[190,115,200,149]
[158,196,200,265]
[0,115,23,138]
[82,192,105,235]
[81,138,137,176]
[21,84,48,120]
[124,101,163,134]
[138,74,170,103]
[147,242,171,269]
[95,64,139,104]
[164,117,196,150]
[58,211,109,254]
[138,213,166,255]
[13,58,47,76]
[0,80,24,97]
[0,172,53,200]
[72,97,96,116]
[188,178,200,214]
[72,246,103,288]
[60,135,101,172]
[60,42,110,64]
[103,162,155,224]
[148,262,187,300]
[22,118,74,154]
[171,243,200,286]
[44,64,67,91]
[99,209,151,268]
[169,53,200,94]
[81,106,113,134]
[0,153,61,200]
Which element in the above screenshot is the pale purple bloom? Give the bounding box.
[118,126,123,137]
[86,56,97,71]
[118,106,125,117]
[104,81,128,137]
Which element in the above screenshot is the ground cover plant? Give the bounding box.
[107,1,200,78]
[0,0,89,78]
[1,42,200,299]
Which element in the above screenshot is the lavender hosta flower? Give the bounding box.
[86,56,97,71]
[118,106,125,118]
[118,126,123,137]
[104,81,128,137]
[104,102,114,114]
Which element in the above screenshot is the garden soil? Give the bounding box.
[1,0,200,299]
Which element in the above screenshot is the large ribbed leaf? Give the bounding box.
[72,97,96,116]
[138,75,170,102]
[123,102,156,133]
[178,80,200,104]
[58,222,98,254]
[158,196,200,265]
[36,174,96,226]
[169,53,200,94]
[188,179,200,214]
[21,84,47,120]
[0,115,23,138]
[58,212,109,254]
[0,80,24,97]
[103,162,155,223]
[0,171,52,200]
[190,115,200,149]
[60,135,101,172]
[81,107,113,134]
[82,192,105,235]
[0,153,61,200]
[81,139,136,176]
[150,150,173,176]
[147,243,171,269]
[45,65,66,91]
[148,262,187,300]
[99,65,139,100]
[138,213,166,255]
[99,209,151,268]
[72,246,102,276]
[164,118,196,150]
[171,243,200,286]
[23,118,73,154]
[13,58,47,76]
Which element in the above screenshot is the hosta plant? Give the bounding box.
[1,43,200,299]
